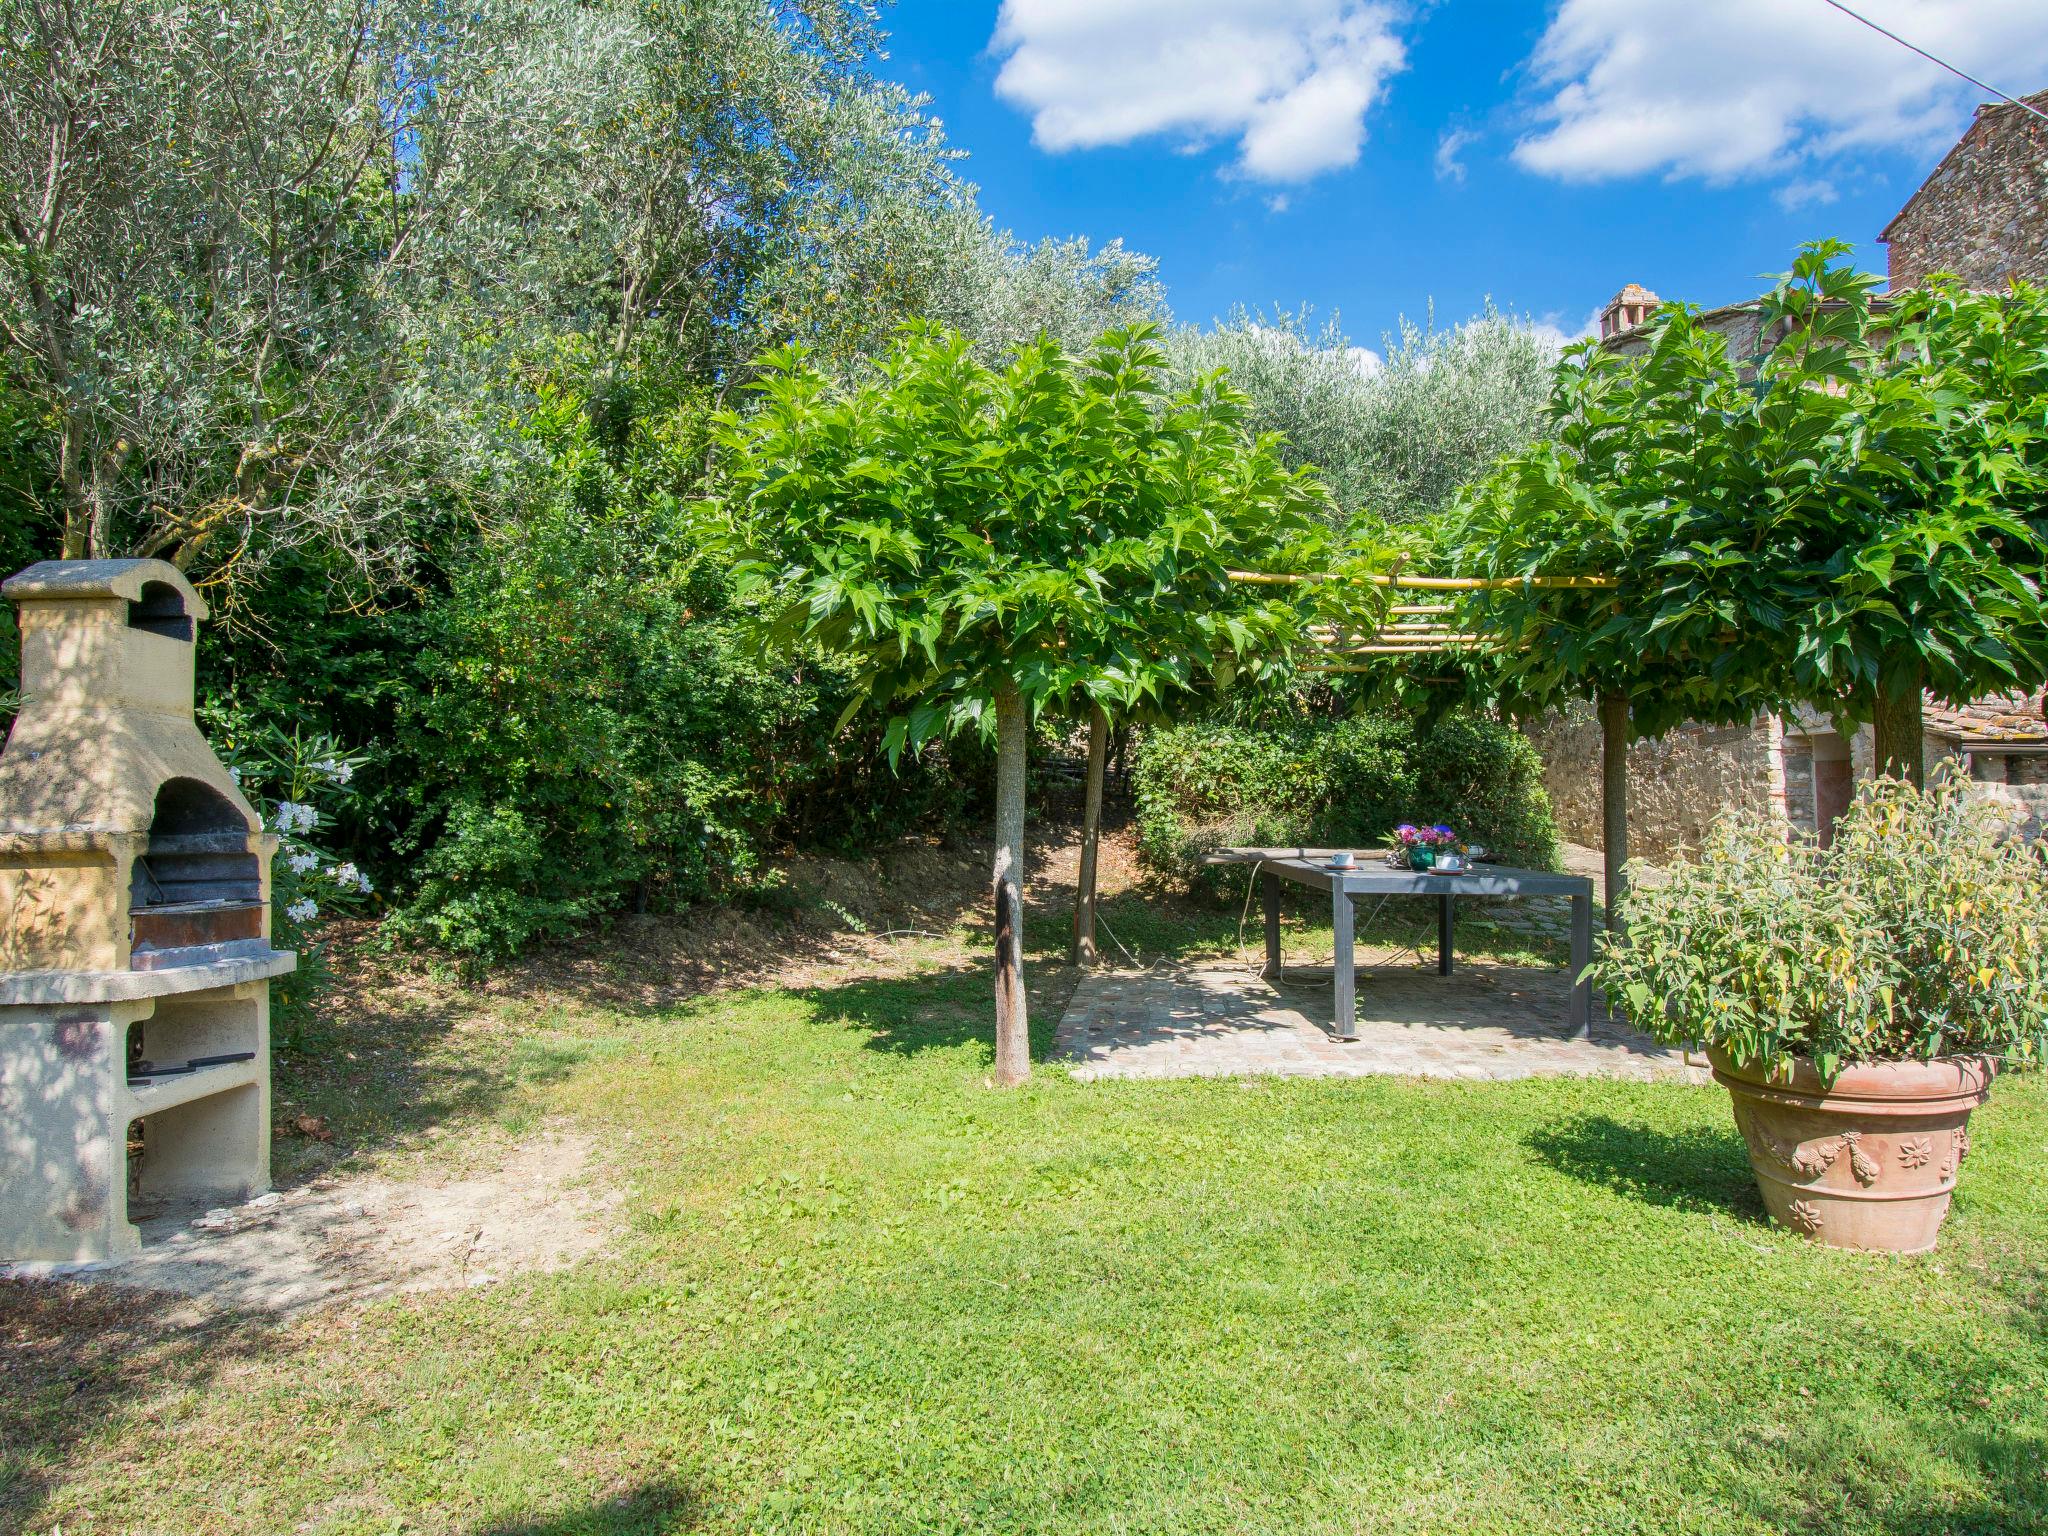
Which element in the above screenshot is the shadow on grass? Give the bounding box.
[470,1478,705,1535]
[1526,1113,1765,1221]
[792,958,1072,1064]
[0,1281,282,1530]
[269,985,591,1183]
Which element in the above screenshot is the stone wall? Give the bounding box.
[1883,92,2048,291]
[1528,701,2047,857]
[1970,750,2048,839]
[1521,702,1785,860]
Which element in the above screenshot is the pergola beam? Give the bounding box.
[1229,569,1615,591]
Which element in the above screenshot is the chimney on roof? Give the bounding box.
[1599,283,1661,339]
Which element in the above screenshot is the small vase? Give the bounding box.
[1406,845,1437,872]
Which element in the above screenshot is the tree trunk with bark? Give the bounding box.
[1599,690,1630,935]
[1071,705,1107,967]
[1873,651,1926,787]
[992,685,1030,1086]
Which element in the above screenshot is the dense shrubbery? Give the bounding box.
[383,500,973,960]
[0,2,1591,973]
[1133,709,1560,892]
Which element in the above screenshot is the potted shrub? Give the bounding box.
[1596,774,2048,1253]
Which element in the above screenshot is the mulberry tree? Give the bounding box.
[714,323,1325,1082]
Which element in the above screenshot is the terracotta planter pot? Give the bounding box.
[1708,1048,1995,1254]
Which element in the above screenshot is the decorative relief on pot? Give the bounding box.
[1897,1135,1933,1170]
[1937,1125,1969,1180]
[1785,1199,1823,1235]
[1740,1112,1878,1184]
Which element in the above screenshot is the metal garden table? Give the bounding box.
[1206,849,1595,1041]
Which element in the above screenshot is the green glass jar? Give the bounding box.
[1407,844,1437,871]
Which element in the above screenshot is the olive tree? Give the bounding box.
[1170,305,1558,524]
[714,324,1326,1082]
[0,0,978,578]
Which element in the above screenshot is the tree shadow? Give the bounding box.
[0,1280,283,1529]
[792,960,1070,1064]
[470,1478,705,1535]
[268,981,589,1184]
[1525,1112,1766,1221]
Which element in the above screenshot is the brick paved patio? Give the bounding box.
[1055,958,1706,1084]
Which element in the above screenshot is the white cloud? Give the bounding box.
[1434,126,1476,182]
[1347,344,1384,376]
[1513,0,2048,185]
[1266,192,1292,214]
[990,1,1407,184]
[1529,309,1602,352]
[1775,177,1840,212]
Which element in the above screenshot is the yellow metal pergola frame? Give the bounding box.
[1225,568,1617,669]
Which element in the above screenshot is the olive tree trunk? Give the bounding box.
[1070,705,1107,967]
[992,684,1031,1086]
[1599,690,1630,934]
[1873,651,1926,787]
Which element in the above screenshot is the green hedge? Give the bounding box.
[1133,710,1560,891]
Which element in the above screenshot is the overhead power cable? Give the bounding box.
[1817,0,2048,125]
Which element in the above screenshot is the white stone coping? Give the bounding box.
[0,949,296,1006]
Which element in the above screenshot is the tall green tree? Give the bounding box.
[714,324,1325,1082]
[0,0,988,581]
[1452,242,2048,815]
[1171,305,1558,525]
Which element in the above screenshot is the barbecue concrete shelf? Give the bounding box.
[124,1056,263,1117]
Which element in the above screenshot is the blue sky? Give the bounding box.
[877,0,2048,349]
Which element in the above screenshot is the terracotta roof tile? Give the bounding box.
[1922,688,2048,744]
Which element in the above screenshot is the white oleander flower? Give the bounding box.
[330,861,373,895]
[228,765,244,786]
[285,897,319,924]
[314,757,354,785]
[287,851,319,875]
[274,801,317,835]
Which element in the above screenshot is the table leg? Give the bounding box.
[1437,894,1454,977]
[1567,892,1593,1039]
[1331,884,1357,1041]
[1261,868,1282,980]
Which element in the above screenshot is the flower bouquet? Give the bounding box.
[1394,823,1458,871]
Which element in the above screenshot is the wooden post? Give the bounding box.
[1873,651,1926,787]
[1070,705,1107,966]
[1599,690,1629,935]
[992,684,1030,1086]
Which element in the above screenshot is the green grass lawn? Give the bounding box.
[5,889,2045,1535]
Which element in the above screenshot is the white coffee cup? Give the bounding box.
[1328,850,1355,869]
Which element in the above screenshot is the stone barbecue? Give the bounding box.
[0,559,294,1263]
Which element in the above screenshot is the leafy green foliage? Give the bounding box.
[716,323,1330,752]
[1451,243,2048,739]
[1171,305,1559,525]
[1599,774,2048,1079]
[0,0,1011,577]
[1133,709,1561,888]
[379,370,973,960]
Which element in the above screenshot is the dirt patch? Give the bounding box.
[7,1129,618,1318]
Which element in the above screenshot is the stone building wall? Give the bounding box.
[1527,702,2044,857]
[1882,90,2048,291]
[1521,702,1786,860]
